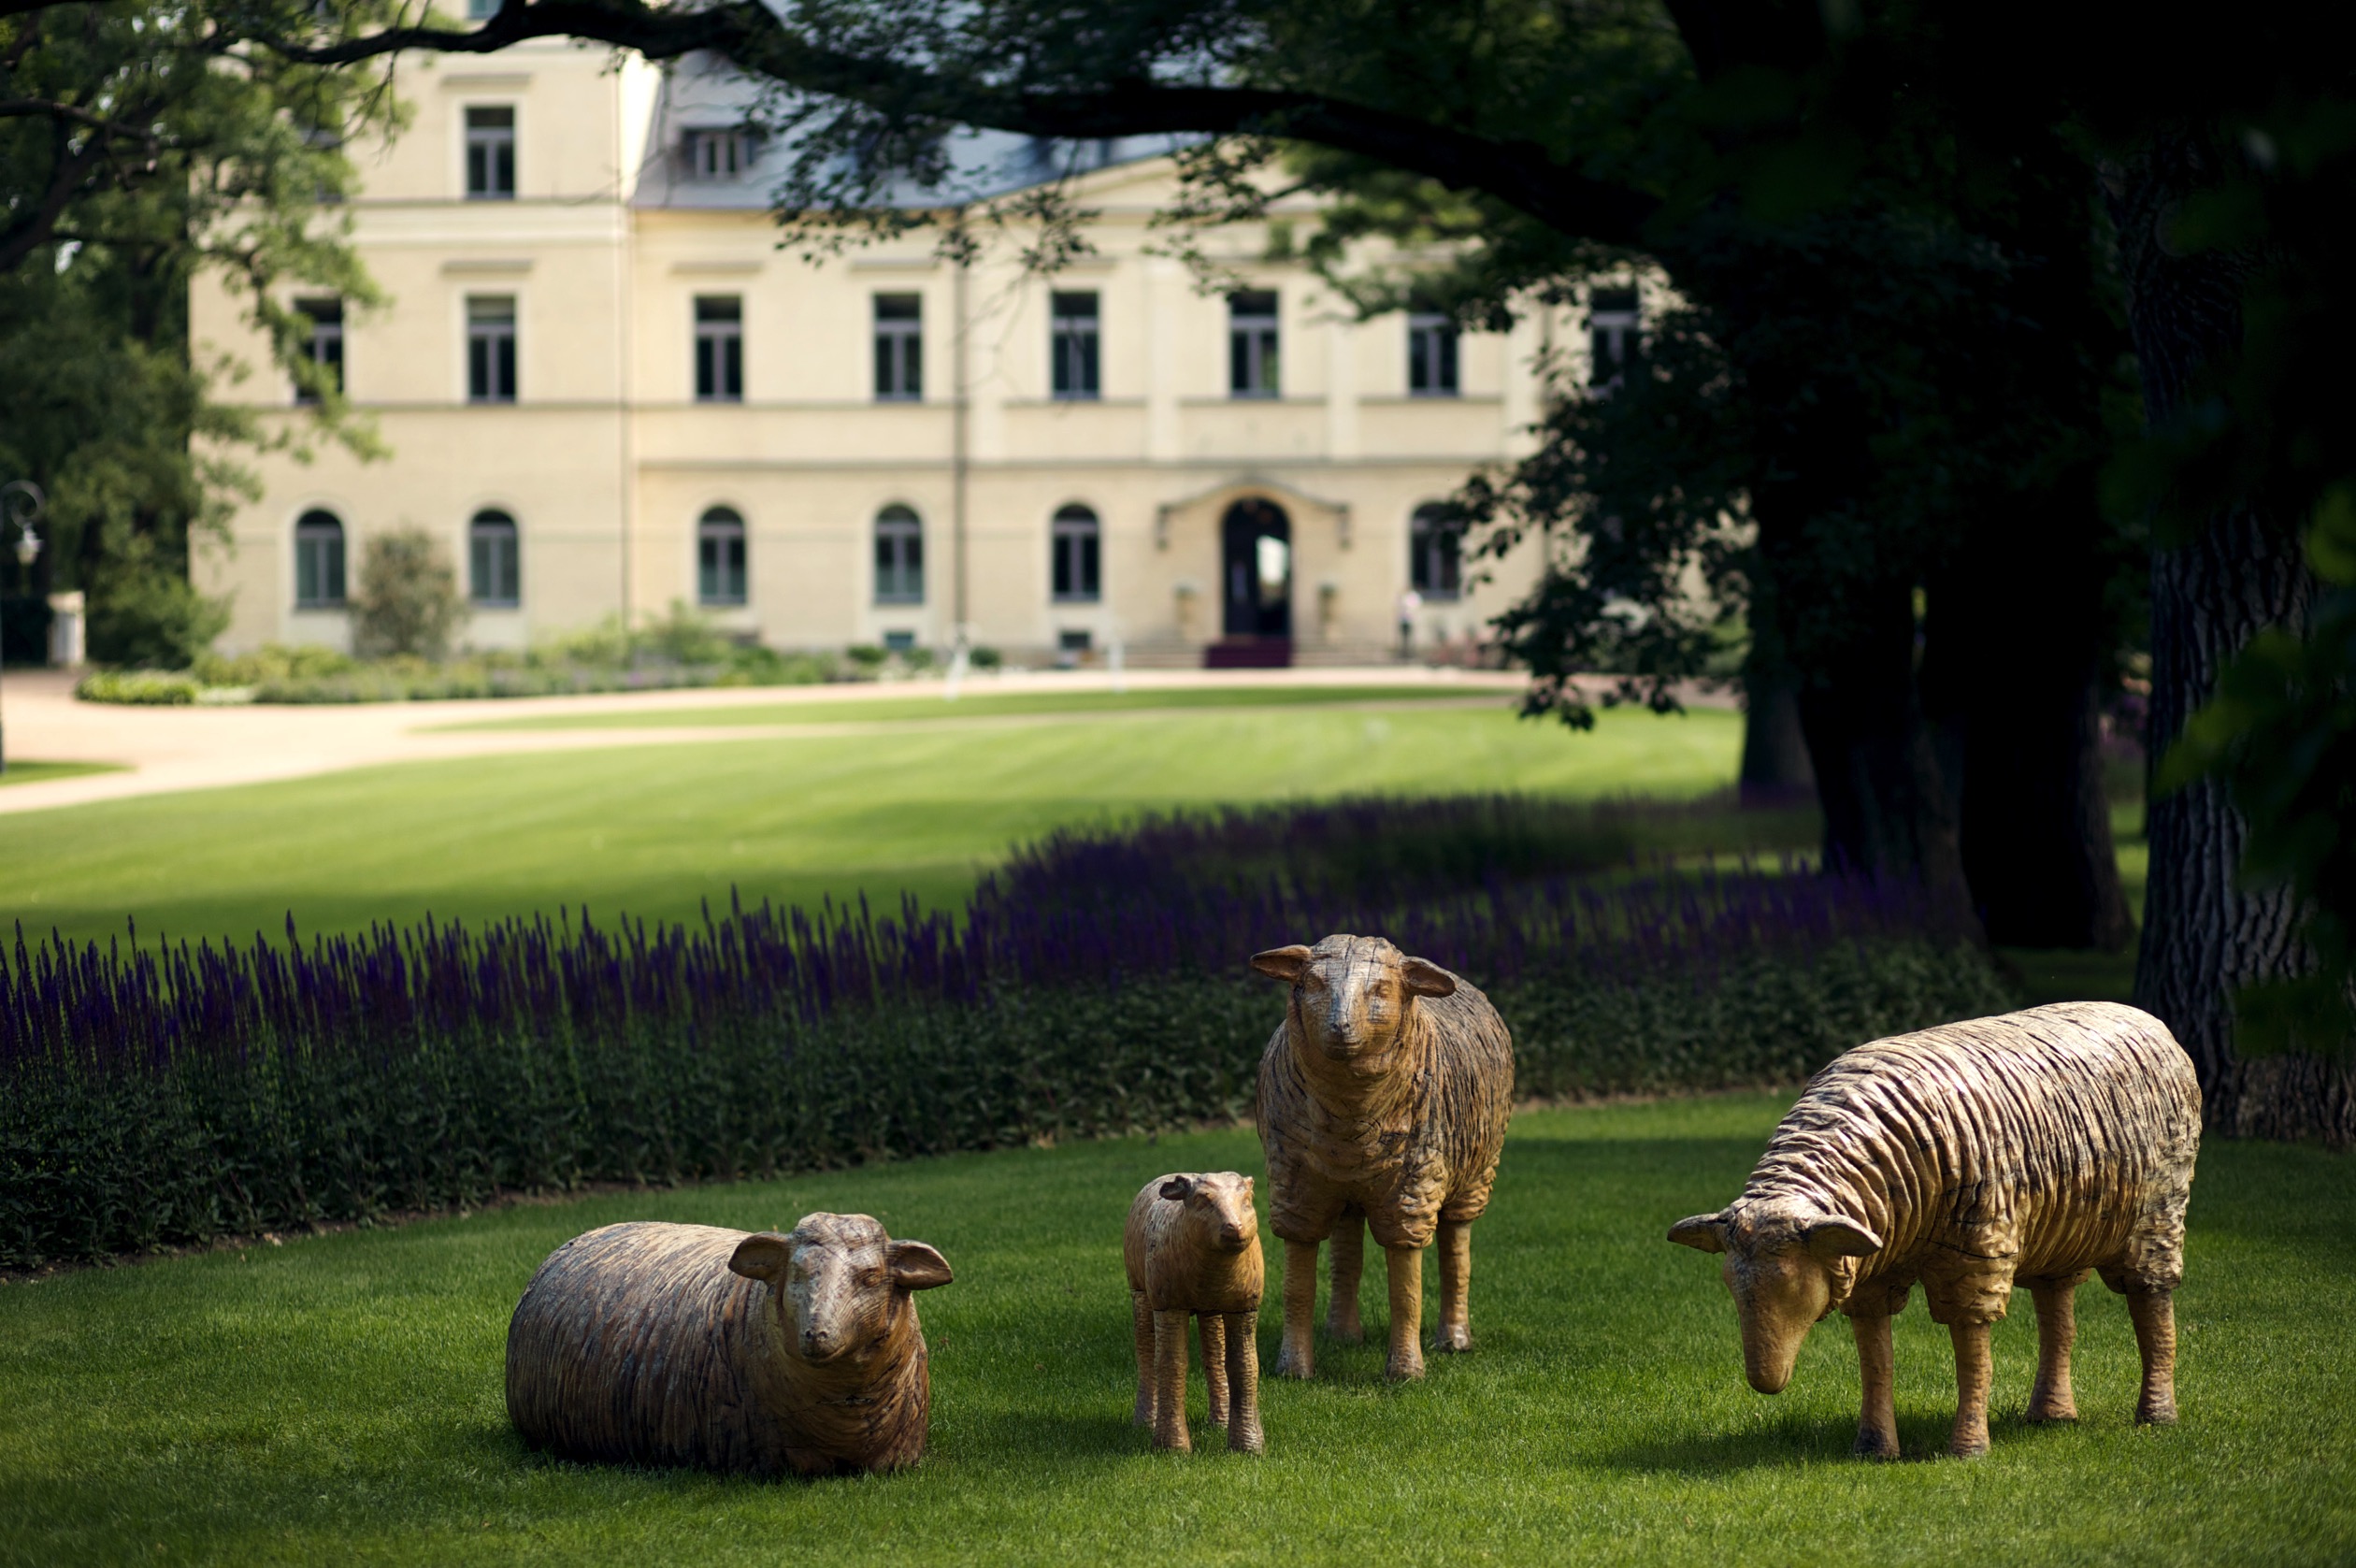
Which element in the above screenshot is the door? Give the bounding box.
[1221,498,1292,639]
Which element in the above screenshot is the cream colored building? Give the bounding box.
[194,40,1609,667]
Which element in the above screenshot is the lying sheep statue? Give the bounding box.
[1253,933,1514,1382]
[1126,1171,1266,1453]
[507,1213,954,1476]
[1670,1001,2201,1459]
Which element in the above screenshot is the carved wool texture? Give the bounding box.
[1257,973,1514,1250]
[506,1222,928,1476]
[1125,1177,1265,1315]
[1738,1001,2202,1323]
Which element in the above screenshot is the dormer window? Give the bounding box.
[682,128,754,181]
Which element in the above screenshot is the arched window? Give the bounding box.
[1050,503,1101,602]
[294,510,346,609]
[468,510,521,607]
[874,504,924,604]
[697,506,747,606]
[1409,503,1460,599]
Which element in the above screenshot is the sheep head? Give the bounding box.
[1157,1172,1259,1254]
[729,1212,953,1365]
[1669,1204,1880,1394]
[1251,934,1455,1069]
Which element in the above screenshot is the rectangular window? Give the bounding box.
[873,294,922,401]
[294,296,344,404]
[467,295,516,403]
[1407,308,1459,396]
[465,106,515,199]
[1589,286,1640,397]
[695,295,743,401]
[1228,290,1279,398]
[466,0,496,17]
[1051,291,1100,399]
[682,128,752,181]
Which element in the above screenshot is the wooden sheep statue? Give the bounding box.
[1125,1171,1266,1453]
[1251,933,1514,1382]
[1669,1001,2201,1459]
[506,1213,954,1476]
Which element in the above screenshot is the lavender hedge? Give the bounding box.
[0,797,2012,1267]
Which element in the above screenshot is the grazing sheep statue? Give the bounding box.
[506,1213,954,1476]
[1669,1001,2201,1459]
[1126,1171,1266,1453]
[1251,933,1514,1382]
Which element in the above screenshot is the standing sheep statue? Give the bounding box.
[1252,933,1514,1382]
[1125,1171,1266,1453]
[1669,1001,2201,1459]
[507,1213,954,1476]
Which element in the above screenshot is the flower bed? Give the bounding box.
[0,797,2010,1266]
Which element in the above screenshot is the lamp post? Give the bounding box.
[0,480,48,777]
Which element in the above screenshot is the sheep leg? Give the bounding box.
[1327,1211,1366,1344]
[1131,1290,1157,1427]
[2026,1280,2080,1422]
[1277,1239,1319,1379]
[1153,1309,1192,1451]
[1385,1244,1426,1381]
[1851,1311,1899,1459]
[1224,1310,1264,1455]
[1947,1318,1993,1459]
[1432,1218,1472,1353]
[2127,1288,2178,1425]
[1200,1311,1231,1426]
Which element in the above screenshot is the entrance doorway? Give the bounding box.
[1220,498,1291,640]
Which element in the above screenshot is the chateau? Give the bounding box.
[193,37,1629,666]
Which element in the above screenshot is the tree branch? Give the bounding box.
[257,0,1659,245]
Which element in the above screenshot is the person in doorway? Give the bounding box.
[1396,588,1422,660]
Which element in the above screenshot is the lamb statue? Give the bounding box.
[507,1213,954,1475]
[1670,1001,2201,1458]
[1252,933,1514,1382]
[1125,1171,1266,1453]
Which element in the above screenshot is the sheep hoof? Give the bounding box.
[1385,1354,1425,1382]
[1430,1324,1472,1353]
[2135,1400,2178,1426]
[1948,1434,1990,1460]
[1853,1429,1899,1460]
[2024,1400,2077,1424]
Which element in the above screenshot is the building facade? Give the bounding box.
[194,40,1607,666]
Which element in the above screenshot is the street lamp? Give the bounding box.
[0,480,48,778]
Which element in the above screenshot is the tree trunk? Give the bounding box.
[1928,493,2134,952]
[1786,575,1971,918]
[2105,130,2337,1137]
[1738,670,1817,808]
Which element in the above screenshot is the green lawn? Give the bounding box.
[430,683,1511,731]
[0,704,1742,950]
[0,759,123,788]
[2,1095,2346,1566]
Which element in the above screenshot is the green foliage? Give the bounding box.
[350,528,465,660]
[0,0,395,658]
[0,948,2005,1269]
[70,669,200,705]
[969,645,1004,669]
[2162,490,2356,1057]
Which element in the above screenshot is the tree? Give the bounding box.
[352,527,464,659]
[0,0,394,663]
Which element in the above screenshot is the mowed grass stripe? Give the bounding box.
[0,705,1740,950]
[0,1096,2346,1566]
[426,682,1516,733]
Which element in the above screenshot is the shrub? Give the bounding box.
[968,646,1003,669]
[0,797,2010,1266]
[84,566,230,670]
[351,529,466,660]
[72,669,200,705]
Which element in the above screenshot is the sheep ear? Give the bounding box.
[1158,1176,1194,1201]
[1250,944,1312,982]
[728,1231,793,1283]
[1804,1219,1881,1259]
[1400,957,1457,998]
[888,1240,954,1291]
[1668,1214,1728,1254]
